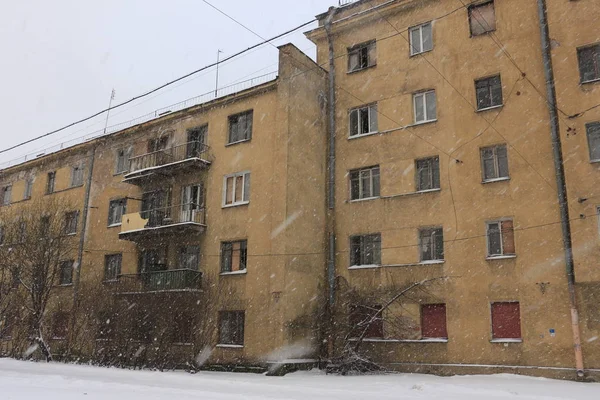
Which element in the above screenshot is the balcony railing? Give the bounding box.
[119,204,206,240]
[126,141,211,177]
[114,269,202,294]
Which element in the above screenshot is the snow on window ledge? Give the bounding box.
[348,131,380,140]
[476,104,504,113]
[216,344,244,349]
[490,338,522,343]
[383,260,445,268]
[482,177,510,184]
[220,270,248,276]
[486,255,517,261]
[349,338,448,343]
[107,223,122,228]
[412,119,438,126]
[222,201,250,209]
[349,196,380,203]
[348,264,381,270]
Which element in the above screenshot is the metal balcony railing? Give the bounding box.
[140,204,205,228]
[114,269,202,294]
[128,142,210,174]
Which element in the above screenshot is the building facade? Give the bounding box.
[0,0,599,379]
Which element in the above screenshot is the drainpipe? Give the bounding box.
[324,6,337,360]
[68,144,97,354]
[536,0,584,377]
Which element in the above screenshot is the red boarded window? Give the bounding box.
[491,302,521,339]
[421,304,448,339]
[349,305,383,339]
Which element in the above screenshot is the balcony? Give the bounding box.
[123,142,211,185]
[114,269,202,295]
[119,204,206,241]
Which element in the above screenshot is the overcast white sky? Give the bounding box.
[0,0,340,166]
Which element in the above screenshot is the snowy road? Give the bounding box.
[0,359,598,400]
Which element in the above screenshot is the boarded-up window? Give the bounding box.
[487,219,515,257]
[421,304,448,339]
[469,1,496,36]
[491,302,521,339]
[587,122,600,162]
[219,311,245,345]
[349,305,383,339]
[348,41,376,72]
[578,44,600,83]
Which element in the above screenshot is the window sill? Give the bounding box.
[216,344,244,349]
[470,29,497,39]
[65,233,77,237]
[70,184,84,189]
[348,131,380,140]
[107,223,122,229]
[486,255,517,261]
[57,284,74,288]
[349,196,379,203]
[220,270,248,276]
[590,159,600,164]
[381,188,441,199]
[347,64,377,75]
[581,78,600,85]
[476,104,504,113]
[225,138,251,147]
[348,264,381,270]
[410,48,433,58]
[383,260,445,267]
[490,338,522,343]
[482,177,510,184]
[412,119,437,126]
[222,201,250,209]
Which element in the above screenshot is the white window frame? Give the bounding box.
[486,219,515,258]
[409,22,433,56]
[419,227,444,262]
[349,166,380,201]
[108,198,127,227]
[222,171,251,208]
[349,104,378,137]
[587,122,600,162]
[413,90,437,124]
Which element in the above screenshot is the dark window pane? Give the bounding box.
[578,45,600,83]
[360,107,370,134]
[587,122,600,161]
[350,171,360,200]
[349,109,359,136]
[487,222,502,256]
[410,27,421,54]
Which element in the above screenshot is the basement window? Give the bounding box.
[491,302,521,340]
[349,305,383,339]
[421,304,448,339]
[469,1,496,37]
[347,41,376,73]
[219,311,245,346]
[586,121,600,162]
[578,43,600,84]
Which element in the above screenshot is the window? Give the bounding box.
[219,311,245,346]
[476,75,503,110]
[587,122,600,162]
[349,166,380,200]
[350,234,381,267]
[348,41,376,72]
[59,260,73,286]
[71,164,84,187]
[148,136,169,152]
[104,254,122,282]
[413,90,437,124]
[349,305,383,339]
[1,185,11,206]
[24,178,33,200]
[228,110,253,144]
[481,144,509,181]
[421,304,448,339]
[416,157,440,191]
[115,147,132,174]
[0,226,4,245]
[491,302,521,340]
[179,246,200,270]
[181,184,204,222]
[409,22,433,55]
[223,172,250,206]
[349,104,378,137]
[578,44,600,83]
[46,172,56,194]
[51,312,69,339]
[107,198,127,226]
[419,227,444,262]
[487,219,515,257]
[187,125,207,158]
[469,1,496,36]
[64,211,79,235]
[221,240,247,273]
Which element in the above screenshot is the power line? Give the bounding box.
[0,18,317,156]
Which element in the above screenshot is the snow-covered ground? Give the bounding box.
[1,358,598,400]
